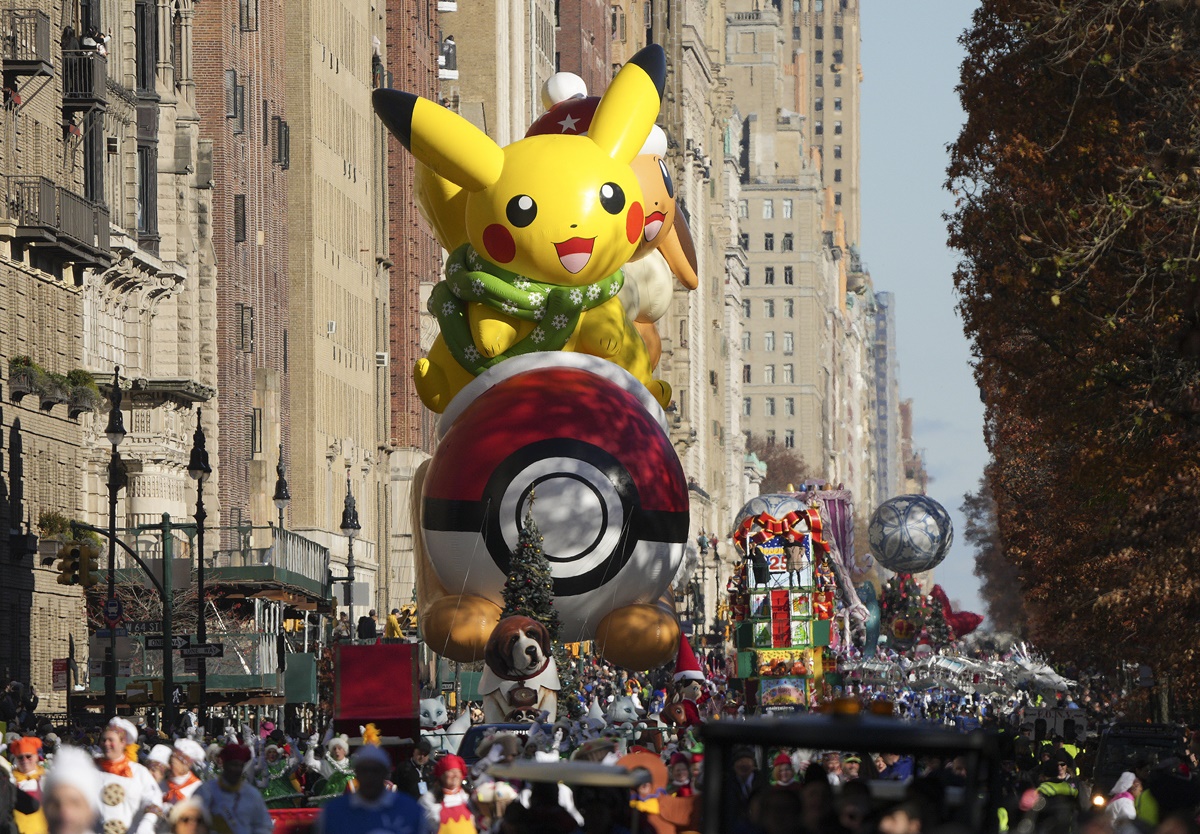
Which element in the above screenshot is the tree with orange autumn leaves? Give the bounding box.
[948,0,1200,710]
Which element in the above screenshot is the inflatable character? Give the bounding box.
[479,616,560,723]
[373,46,673,412]
[525,72,700,368]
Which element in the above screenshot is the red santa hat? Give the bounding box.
[672,635,705,683]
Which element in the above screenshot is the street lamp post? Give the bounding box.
[339,473,361,634]
[273,442,290,532]
[696,532,710,637]
[103,367,126,717]
[186,409,211,727]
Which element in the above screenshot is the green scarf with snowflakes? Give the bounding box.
[429,244,624,375]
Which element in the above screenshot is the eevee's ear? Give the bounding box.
[589,44,667,164]
[373,89,504,192]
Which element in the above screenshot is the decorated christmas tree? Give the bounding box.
[501,500,562,640]
[880,573,956,650]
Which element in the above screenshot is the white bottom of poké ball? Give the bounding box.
[421,353,689,643]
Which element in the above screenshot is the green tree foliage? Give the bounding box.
[501,503,563,640]
[746,433,813,495]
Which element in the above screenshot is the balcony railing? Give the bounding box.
[210,528,330,600]
[1,9,51,75]
[62,50,107,108]
[4,176,111,265]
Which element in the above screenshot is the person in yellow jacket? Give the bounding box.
[385,608,405,640]
[9,736,48,834]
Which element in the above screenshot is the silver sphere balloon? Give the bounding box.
[868,494,954,573]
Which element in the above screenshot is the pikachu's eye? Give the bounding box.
[599,183,625,215]
[506,194,537,227]
[658,159,674,199]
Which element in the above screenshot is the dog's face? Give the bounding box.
[486,616,552,681]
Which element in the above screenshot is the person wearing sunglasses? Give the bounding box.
[9,735,47,834]
[166,798,209,834]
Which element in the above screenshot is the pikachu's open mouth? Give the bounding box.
[554,237,595,274]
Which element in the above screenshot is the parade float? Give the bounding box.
[373,45,700,682]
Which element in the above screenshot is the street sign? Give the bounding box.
[183,658,199,674]
[89,659,131,678]
[89,634,133,662]
[52,659,69,691]
[145,635,191,651]
[127,620,163,635]
[94,629,128,638]
[439,680,454,692]
[104,597,123,626]
[180,643,224,659]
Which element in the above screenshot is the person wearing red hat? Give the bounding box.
[667,753,694,798]
[10,736,46,834]
[771,753,799,789]
[419,754,475,834]
[194,744,272,834]
[664,636,706,731]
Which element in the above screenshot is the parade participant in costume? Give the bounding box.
[165,798,209,834]
[663,638,704,732]
[419,754,475,834]
[94,718,163,834]
[1106,772,1139,825]
[162,741,206,806]
[666,753,694,798]
[771,753,799,789]
[41,747,99,834]
[143,746,172,786]
[193,744,272,834]
[317,747,423,834]
[252,744,300,804]
[10,736,47,834]
[305,735,355,797]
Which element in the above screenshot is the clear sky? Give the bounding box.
[859,2,988,617]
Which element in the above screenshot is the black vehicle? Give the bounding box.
[1091,722,1188,803]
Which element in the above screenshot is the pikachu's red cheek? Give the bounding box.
[483,224,516,263]
[626,202,644,245]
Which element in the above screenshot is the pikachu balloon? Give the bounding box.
[373,46,672,413]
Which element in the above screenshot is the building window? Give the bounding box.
[134,1,157,93]
[785,397,795,416]
[834,144,843,159]
[834,73,842,87]
[793,26,801,40]
[764,365,775,384]
[743,364,752,383]
[611,6,626,39]
[765,397,776,416]
[250,407,263,454]
[742,331,751,351]
[833,49,843,63]
[785,429,795,449]
[764,233,775,251]
[738,199,748,218]
[765,266,775,285]
[239,0,259,30]
[834,121,843,134]
[743,397,752,417]
[782,233,794,252]
[764,332,775,352]
[766,429,776,446]
[783,198,793,218]
[814,25,823,39]
[814,97,823,111]
[136,145,158,238]
[236,303,254,351]
[793,0,800,11]
[815,50,823,63]
[815,73,823,87]
[742,268,751,285]
[835,192,842,205]
[783,356,795,377]
[765,299,775,318]
[815,0,824,10]
[834,97,842,111]
[784,298,795,317]
[834,168,842,182]
[742,299,751,318]
[784,266,794,285]
[834,25,843,39]
[815,121,823,135]
[233,194,247,242]
[763,200,774,219]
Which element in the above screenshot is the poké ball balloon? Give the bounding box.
[420,353,689,645]
[868,494,954,574]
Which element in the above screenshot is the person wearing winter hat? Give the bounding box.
[194,744,272,834]
[10,735,47,834]
[316,745,423,834]
[771,753,798,788]
[162,741,206,806]
[165,797,209,834]
[419,754,475,834]
[305,735,355,797]
[667,752,694,798]
[42,747,99,834]
[253,742,300,804]
[1106,772,1140,824]
[94,718,163,834]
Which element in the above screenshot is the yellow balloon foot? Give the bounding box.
[595,602,680,670]
[650,379,672,409]
[420,594,502,662]
[414,359,451,413]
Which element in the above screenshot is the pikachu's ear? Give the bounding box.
[373,89,504,192]
[589,44,667,164]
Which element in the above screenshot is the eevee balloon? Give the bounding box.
[373,46,672,413]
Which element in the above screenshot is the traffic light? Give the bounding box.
[56,543,81,585]
[79,541,103,588]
